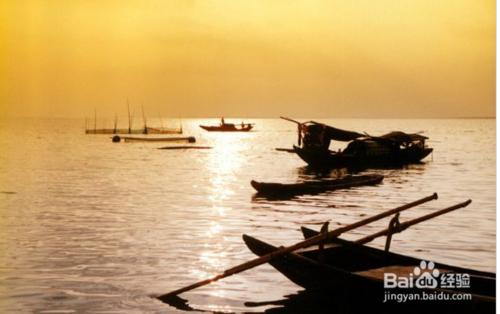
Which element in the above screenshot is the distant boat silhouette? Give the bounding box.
[200,118,254,132]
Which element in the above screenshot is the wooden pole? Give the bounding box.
[127,99,132,134]
[113,113,118,133]
[280,116,302,125]
[142,104,147,134]
[157,193,437,301]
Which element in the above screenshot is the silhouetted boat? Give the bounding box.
[281,117,433,169]
[250,174,383,196]
[200,123,253,132]
[200,118,253,132]
[243,233,495,306]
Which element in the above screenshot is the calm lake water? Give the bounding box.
[0,118,495,313]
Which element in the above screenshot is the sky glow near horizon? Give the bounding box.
[0,0,495,118]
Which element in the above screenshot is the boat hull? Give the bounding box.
[200,125,253,132]
[250,174,383,196]
[242,234,495,305]
[294,145,433,169]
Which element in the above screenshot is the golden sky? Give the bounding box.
[0,0,495,118]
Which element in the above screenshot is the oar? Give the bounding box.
[157,193,437,302]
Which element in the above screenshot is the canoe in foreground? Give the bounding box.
[250,174,383,196]
[242,234,495,306]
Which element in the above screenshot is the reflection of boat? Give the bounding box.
[281,117,432,169]
[200,118,253,132]
[250,174,383,196]
[243,233,495,305]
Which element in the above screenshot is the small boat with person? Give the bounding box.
[200,117,254,132]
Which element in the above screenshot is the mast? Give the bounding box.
[94,108,97,133]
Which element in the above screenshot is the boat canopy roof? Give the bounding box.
[378,131,428,143]
[303,121,427,144]
[307,121,364,142]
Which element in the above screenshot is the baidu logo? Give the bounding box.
[383,260,472,303]
[413,261,439,288]
[384,260,440,289]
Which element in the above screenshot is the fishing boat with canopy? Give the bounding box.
[281,117,433,169]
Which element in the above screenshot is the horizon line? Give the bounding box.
[0,115,496,120]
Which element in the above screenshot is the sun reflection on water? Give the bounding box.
[206,133,250,208]
[193,132,251,291]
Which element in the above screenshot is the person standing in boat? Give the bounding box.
[221,117,225,126]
